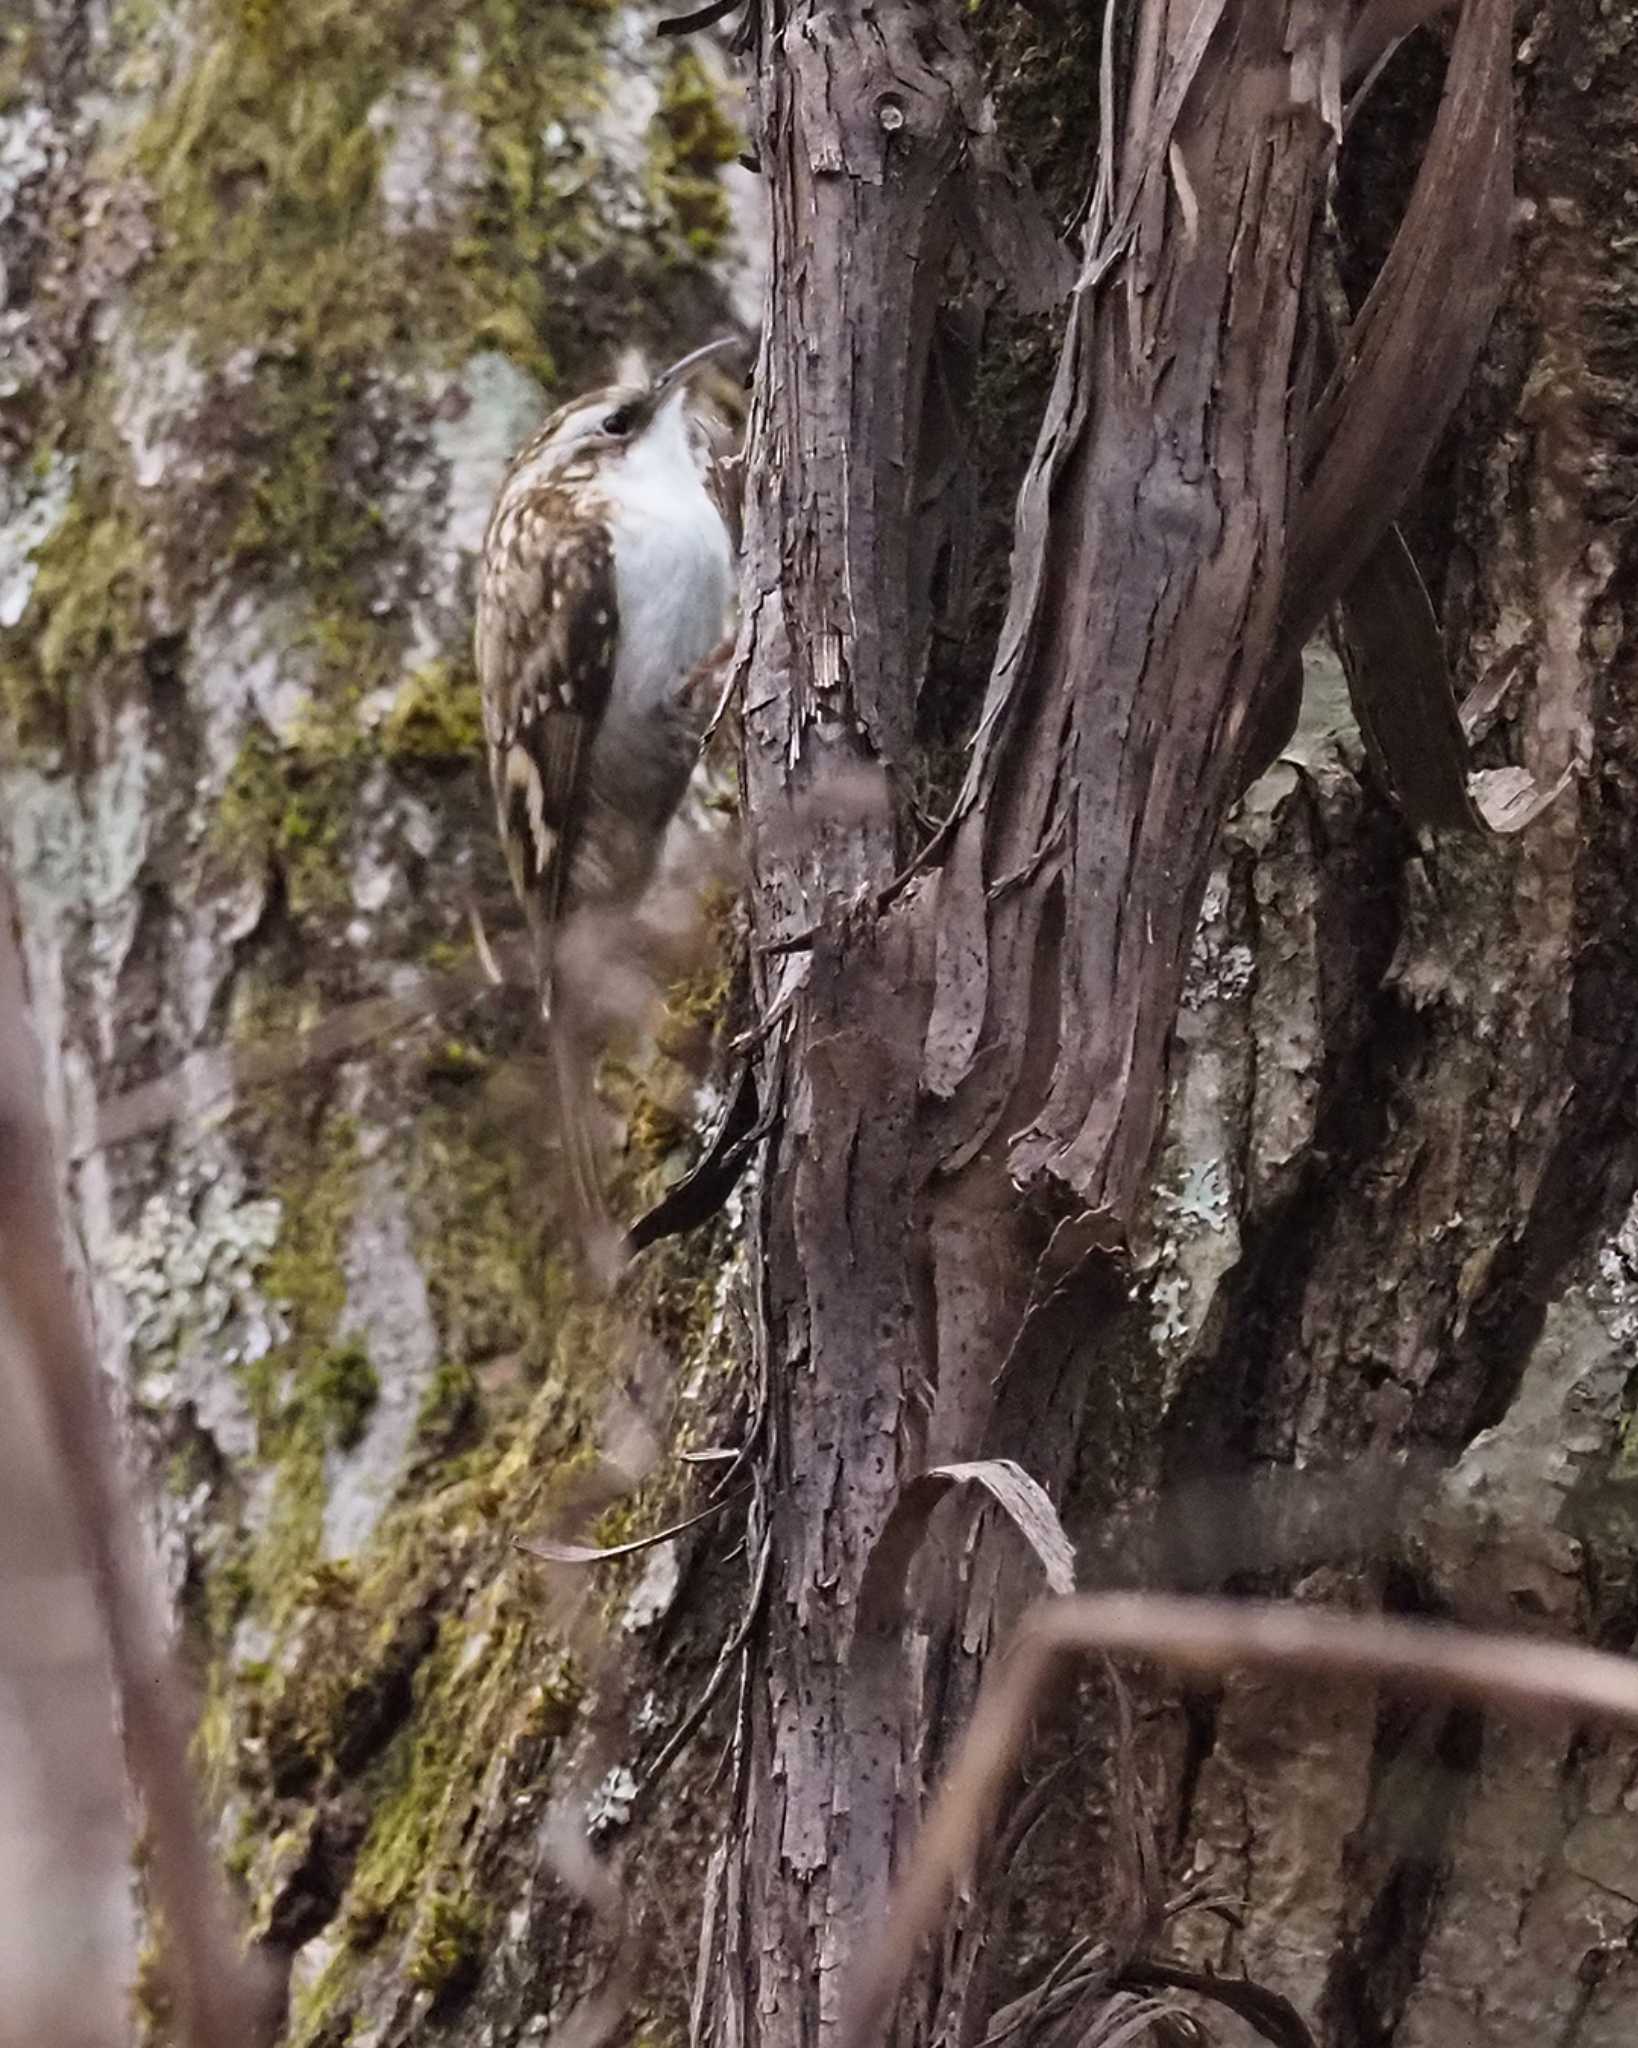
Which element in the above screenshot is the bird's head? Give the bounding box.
[523,336,740,485]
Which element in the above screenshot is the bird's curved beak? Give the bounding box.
[650,335,740,410]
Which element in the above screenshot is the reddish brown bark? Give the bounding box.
[713,5,1370,2043]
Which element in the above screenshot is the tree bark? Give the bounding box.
[720,0,1350,2039]
[7,0,1638,2046]
[710,3,1638,2047]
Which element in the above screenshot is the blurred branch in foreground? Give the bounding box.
[844,1593,1638,2048]
[0,882,271,2048]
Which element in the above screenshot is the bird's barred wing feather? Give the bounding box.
[475,486,620,940]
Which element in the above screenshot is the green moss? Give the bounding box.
[409,1099,566,1379]
[127,0,629,391]
[406,1890,486,1997]
[0,22,38,112]
[191,1671,236,1797]
[0,477,154,747]
[258,1119,356,1364]
[424,1036,491,1083]
[131,1935,174,2040]
[381,659,485,765]
[231,1115,360,1610]
[649,50,740,260]
[116,0,627,626]
[652,883,741,1066]
[310,1340,380,1450]
[191,1170,741,2039]
[332,1602,573,1974]
[415,1360,478,1455]
[588,1492,646,1550]
[225,357,389,584]
[625,1091,692,1165]
[211,671,380,916]
[206,1556,254,1639]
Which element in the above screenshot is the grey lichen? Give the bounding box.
[1183,868,1255,1010]
[108,1181,283,1360]
[321,1154,441,1559]
[585,1762,639,1836]
[366,71,485,235]
[105,322,207,492]
[1160,1158,1232,1236]
[1146,1155,1239,1354]
[620,1539,680,1633]
[0,449,76,627]
[1594,1191,1638,1349]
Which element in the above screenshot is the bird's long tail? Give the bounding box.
[545,1001,623,1292]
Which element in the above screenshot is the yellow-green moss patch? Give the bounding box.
[649,50,740,261]
[381,659,484,765]
[310,1340,380,1450]
[0,470,156,748]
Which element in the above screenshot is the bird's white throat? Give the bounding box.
[606,400,732,713]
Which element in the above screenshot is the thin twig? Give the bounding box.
[514,1488,748,1568]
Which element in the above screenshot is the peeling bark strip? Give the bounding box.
[1285,0,1511,657]
[1250,0,1516,815]
[925,2,1341,1234]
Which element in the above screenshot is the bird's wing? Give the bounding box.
[475,487,620,938]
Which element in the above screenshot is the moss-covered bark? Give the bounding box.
[3,0,756,2039]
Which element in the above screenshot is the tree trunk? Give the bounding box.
[708,2,1638,2046]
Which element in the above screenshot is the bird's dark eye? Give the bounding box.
[602,404,637,436]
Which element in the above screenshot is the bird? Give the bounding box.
[474,337,739,1253]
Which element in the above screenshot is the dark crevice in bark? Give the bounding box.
[1434,616,1638,1438]
[110,881,174,1098]
[141,632,191,722]
[1440,1114,1638,1441]
[1336,29,1459,607]
[1323,1695,1484,2048]
[261,1810,369,1951]
[1161,970,1429,1487]
[1167,1685,1220,1859]
[1152,771,1417,1483]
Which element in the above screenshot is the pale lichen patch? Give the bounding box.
[105,321,207,490]
[189,588,317,780]
[585,1762,639,1835]
[322,1157,442,1559]
[1593,1189,1638,1348]
[1145,1142,1240,1357]
[367,72,484,234]
[1183,867,1254,1010]
[0,450,76,627]
[108,1180,283,1360]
